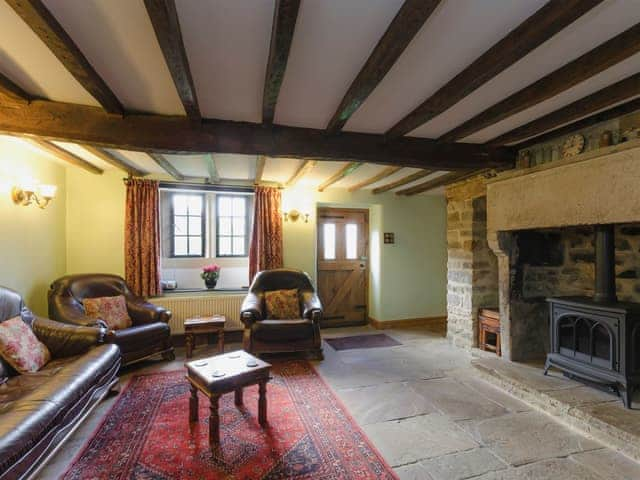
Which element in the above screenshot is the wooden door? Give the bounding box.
[317,208,368,327]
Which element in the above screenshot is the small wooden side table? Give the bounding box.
[184,316,226,359]
[186,350,271,448]
[478,307,501,356]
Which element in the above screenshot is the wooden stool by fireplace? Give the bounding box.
[478,307,501,356]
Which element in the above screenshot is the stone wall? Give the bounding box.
[517,225,640,302]
[446,177,499,349]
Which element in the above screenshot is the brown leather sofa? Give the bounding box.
[241,269,323,359]
[48,274,174,367]
[0,286,120,480]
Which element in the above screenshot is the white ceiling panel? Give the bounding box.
[410,1,640,139]
[366,167,421,190]
[177,0,274,122]
[166,154,210,178]
[464,53,640,143]
[99,149,151,174]
[343,0,548,134]
[489,95,640,147]
[43,0,184,115]
[394,170,449,193]
[113,150,165,175]
[275,0,404,129]
[0,1,98,105]
[213,154,257,179]
[331,163,386,189]
[297,161,349,188]
[51,141,112,171]
[263,157,302,184]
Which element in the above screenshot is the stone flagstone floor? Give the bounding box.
[38,325,640,480]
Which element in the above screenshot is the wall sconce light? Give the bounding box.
[12,182,57,209]
[283,209,309,223]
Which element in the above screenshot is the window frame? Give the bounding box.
[215,194,251,258]
[169,192,206,258]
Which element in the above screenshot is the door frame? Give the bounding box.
[316,206,370,327]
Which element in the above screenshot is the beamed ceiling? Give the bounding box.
[0,0,639,195]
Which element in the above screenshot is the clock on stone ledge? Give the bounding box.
[562,134,585,159]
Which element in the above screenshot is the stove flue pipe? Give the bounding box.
[593,224,617,303]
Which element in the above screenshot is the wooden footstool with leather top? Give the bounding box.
[186,350,271,448]
[184,315,225,359]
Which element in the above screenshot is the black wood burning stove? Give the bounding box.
[545,225,640,408]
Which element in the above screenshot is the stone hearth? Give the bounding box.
[474,356,640,462]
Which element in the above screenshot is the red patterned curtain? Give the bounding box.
[125,179,161,297]
[249,186,283,282]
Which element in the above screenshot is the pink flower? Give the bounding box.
[202,264,220,273]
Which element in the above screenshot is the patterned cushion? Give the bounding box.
[265,289,300,319]
[83,295,132,330]
[0,316,51,373]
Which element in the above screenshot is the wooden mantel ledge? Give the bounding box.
[487,138,640,185]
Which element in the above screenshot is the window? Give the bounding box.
[163,189,252,260]
[345,223,358,259]
[216,195,249,257]
[323,223,336,260]
[171,194,204,257]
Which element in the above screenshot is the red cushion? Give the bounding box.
[83,295,132,330]
[0,316,51,373]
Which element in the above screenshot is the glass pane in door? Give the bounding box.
[323,223,336,259]
[345,223,358,259]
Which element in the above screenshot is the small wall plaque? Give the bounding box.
[384,232,395,244]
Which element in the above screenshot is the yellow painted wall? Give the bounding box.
[0,137,67,315]
[282,186,447,321]
[65,168,126,276]
[1,151,446,323]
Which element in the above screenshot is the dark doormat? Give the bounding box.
[325,333,402,351]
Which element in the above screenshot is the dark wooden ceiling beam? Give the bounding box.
[386,0,604,138]
[285,159,316,187]
[318,162,362,192]
[371,169,433,194]
[81,145,148,176]
[396,169,488,195]
[144,0,200,120]
[6,0,123,114]
[0,98,514,170]
[440,23,640,142]
[148,152,184,180]
[262,0,300,124]
[326,0,441,133]
[24,137,103,174]
[514,97,640,150]
[487,72,640,146]
[0,72,30,104]
[348,166,401,192]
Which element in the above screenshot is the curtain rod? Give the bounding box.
[158,181,255,193]
[123,178,283,191]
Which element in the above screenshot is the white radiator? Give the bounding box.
[151,294,245,334]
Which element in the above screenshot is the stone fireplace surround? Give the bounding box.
[486,140,640,361]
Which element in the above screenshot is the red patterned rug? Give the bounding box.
[63,360,397,479]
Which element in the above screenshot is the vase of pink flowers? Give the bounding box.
[201,264,220,289]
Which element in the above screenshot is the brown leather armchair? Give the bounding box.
[48,274,174,366]
[241,269,323,359]
[0,285,120,480]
